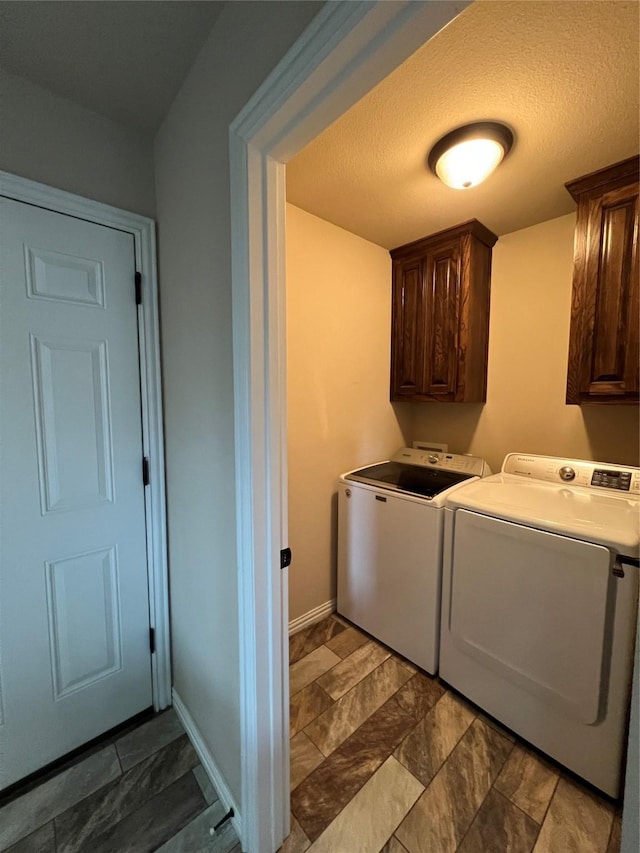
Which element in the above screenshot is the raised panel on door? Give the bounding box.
[423,241,460,396]
[391,257,425,398]
[30,335,114,513]
[586,185,639,397]
[566,161,640,404]
[45,546,122,699]
[0,198,152,790]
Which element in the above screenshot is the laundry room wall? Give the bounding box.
[0,68,156,217]
[411,213,640,472]
[286,204,412,622]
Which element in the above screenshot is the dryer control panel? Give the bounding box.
[502,454,640,495]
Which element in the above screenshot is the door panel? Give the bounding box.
[45,545,122,699]
[390,256,425,397]
[0,198,152,790]
[448,510,611,724]
[423,240,459,395]
[31,335,114,512]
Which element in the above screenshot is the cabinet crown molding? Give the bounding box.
[390,218,498,259]
[565,155,639,203]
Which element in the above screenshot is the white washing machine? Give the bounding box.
[440,453,640,797]
[337,447,490,674]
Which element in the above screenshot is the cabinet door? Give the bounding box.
[567,181,639,402]
[391,255,425,397]
[423,239,460,396]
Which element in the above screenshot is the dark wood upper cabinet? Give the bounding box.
[565,156,639,404]
[390,220,497,403]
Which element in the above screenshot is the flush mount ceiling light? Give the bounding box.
[428,121,514,190]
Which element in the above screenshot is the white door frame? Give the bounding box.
[0,170,171,712]
[229,2,471,850]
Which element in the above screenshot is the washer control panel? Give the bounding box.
[503,454,640,495]
[392,448,489,477]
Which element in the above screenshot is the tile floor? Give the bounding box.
[0,710,240,853]
[0,616,625,853]
[282,615,624,853]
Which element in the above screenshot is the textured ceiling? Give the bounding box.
[286,0,640,248]
[0,1,224,135]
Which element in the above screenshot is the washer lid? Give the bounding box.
[446,473,640,554]
[345,461,473,499]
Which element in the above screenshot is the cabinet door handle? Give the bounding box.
[375,495,387,502]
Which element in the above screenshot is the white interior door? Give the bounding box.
[0,198,153,790]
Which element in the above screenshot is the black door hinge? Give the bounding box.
[135,271,142,305]
[142,457,150,486]
[280,547,292,569]
[149,627,156,655]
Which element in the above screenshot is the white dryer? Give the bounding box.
[440,453,640,797]
[337,448,490,674]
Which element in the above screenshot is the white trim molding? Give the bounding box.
[0,170,171,712]
[229,2,470,850]
[172,690,242,841]
[289,600,337,637]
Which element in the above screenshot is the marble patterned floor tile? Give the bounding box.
[477,711,516,743]
[532,776,614,853]
[306,756,423,853]
[325,626,370,659]
[305,657,412,756]
[0,745,121,850]
[290,682,334,738]
[155,800,236,852]
[381,837,409,853]
[395,718,514,853]
[82,771,205,853]
[192,765,220,806]
[393,690,476,787]
[316,640,390,700]
[4,822,55,853]
[291,696,417,841]
[458,788,540,853]
[289,617,346,665]
[393,671,445,721]
[495,743,560,823]
[290,732,325,791]
[289,646,341,696]
[115,708,185,772]
[396,657,418,674]
[54,734,199,853]
[606,811,622,853]
[279,815,311,853]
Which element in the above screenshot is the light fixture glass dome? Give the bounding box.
[428,122,514,190]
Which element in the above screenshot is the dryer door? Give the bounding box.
[446,510,611,724]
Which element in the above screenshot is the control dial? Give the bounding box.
[428,454,439,464]
[559,466,576,481]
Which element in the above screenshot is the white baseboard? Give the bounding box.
[288,598,336,636]
[172,689,242,844]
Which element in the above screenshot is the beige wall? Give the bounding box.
[412,213,640,472]
[0,68,155,217]
[153,2,322,807]
[288,210,639,623]
[286,204,411,621]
